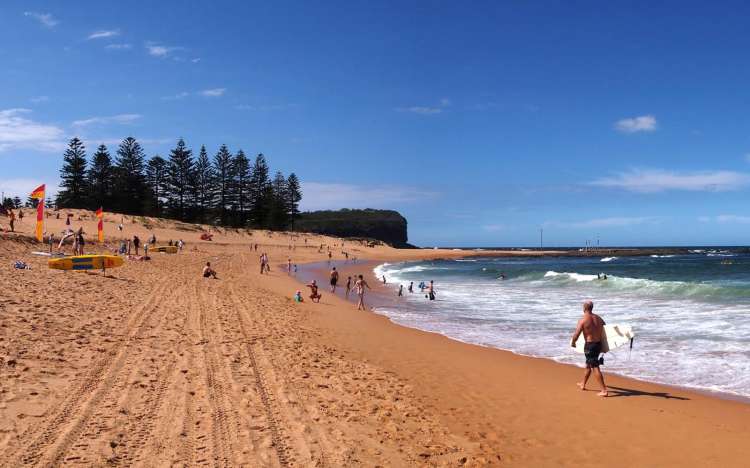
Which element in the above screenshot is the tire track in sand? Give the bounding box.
[2,280,172,467]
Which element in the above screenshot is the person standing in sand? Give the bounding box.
[570,300,608,397]
[330,267,339,293]
[345,276,352,299]
[354,274,371,310]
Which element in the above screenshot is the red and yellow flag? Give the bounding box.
[96,207,104,243]
[30,184,45,200]
[30,184,45,242]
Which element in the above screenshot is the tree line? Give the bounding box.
[53,137,302,230]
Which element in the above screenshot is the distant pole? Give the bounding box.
[540,228,543,250]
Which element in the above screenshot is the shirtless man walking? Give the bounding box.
[354,274,371,310]
[329,267,339,293]
[570,300,608,397]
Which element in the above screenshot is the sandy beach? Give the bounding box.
[1,210,749,467]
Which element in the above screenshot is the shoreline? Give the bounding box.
[295,259,750,405]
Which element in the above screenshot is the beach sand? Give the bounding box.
[1,209,748,466]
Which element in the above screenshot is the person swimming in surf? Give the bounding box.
[570,300,608,397]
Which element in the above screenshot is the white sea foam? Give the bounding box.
[371,260,750,398]
[600,256,618,262]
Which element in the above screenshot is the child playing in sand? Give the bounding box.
[307,280,322,303]
[294,290,303,302]
[203,262,218,279]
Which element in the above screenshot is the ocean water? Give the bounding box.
[372,252,750,399]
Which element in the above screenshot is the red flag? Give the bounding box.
[96,208,104,243]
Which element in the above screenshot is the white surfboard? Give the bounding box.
[574,324,635,354]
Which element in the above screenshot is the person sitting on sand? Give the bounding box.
[570,300,608,397]
[307,280,322,303]
[294,290,303,302]
[354,274,371,310]
[203,262,218,279]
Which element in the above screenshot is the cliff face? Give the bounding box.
[295,209,410,247]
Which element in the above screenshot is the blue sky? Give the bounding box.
[3,1,750,246]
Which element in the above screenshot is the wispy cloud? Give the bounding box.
[191,58,201,63]
[0,179,60,200]
[482,224,506,232]
[90,137,172,147]
[396,106,443,115]
[545,217,657,229]
[105,43,132,50]
[24,11,59,28]
[396,97,452,115]
[0,108,65,152]
[30,96,49,103]
[88,29,120,40]
[146,43,183,58]
[72,114,142,127]
[614,114,657,133]
[235,103,296,111]
[591,169,750,193]
[199,88,226,97]
[699,214,750,224]
[300,182,437,211]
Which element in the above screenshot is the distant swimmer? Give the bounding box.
[203,262,218,279]
[330,267,339,292]
[307,280,322,303]
[427,280,436,300]
[354,274,371,310]
[345,276,352,299]
[570,300,608,397]
[500,273,506,280]
[408,282,413,293]
[382,275,387,284]
[398,284,404,297]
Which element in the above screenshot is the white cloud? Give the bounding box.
[614,115,657,133]
[545,217,656,229]
[88,29,120,40]
[146,43,182,58]
[89,137,171,147]
[105,43,132,50]
[199,88,226,97]
[235,103,296,111]
[72,113,142,127]
[191,58,201,63]
[482,224,506,232]
[396,98,451,115]
[0,179,60,200]
[24,11,59,28]
[300,182,437,211]
[0,108,65,152]
[30,96,49,103]
[712,215,750,224]
[396,106,443,115]
[591,169,750,193]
